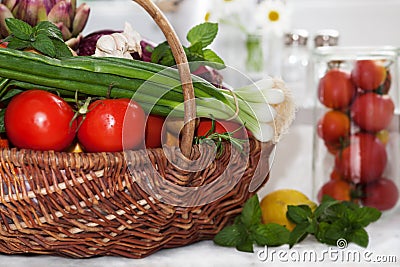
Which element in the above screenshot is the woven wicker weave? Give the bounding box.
[0,0,277,258]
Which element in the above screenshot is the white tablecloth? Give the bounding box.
[1,111,399,267]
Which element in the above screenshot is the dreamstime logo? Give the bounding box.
[257,239,398,263]
[122,62,276,207]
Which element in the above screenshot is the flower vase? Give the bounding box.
[245,33,264,79]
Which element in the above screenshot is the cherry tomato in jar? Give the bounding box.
[334,133,387,184]
[351,93,394,133]
[361,177,399,211]
[196,119,247,139]
[317,179,353,202]
[318,68,356,109]
[77,99,145,152]
[351,60,387,91]
[145,114,165,149]
[375,70,392,94]
[5,90,77,151]
[317,110,350,144]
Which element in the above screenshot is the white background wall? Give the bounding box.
[81,0,400,47]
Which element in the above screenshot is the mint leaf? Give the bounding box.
[349,228,369,247]
[202,49,225,69]
[186,22,218,48]
[32,34,55,57]
[5,18,32,41]
[240,195,261,227]
[6,38,31,50]
[52,39,73,58]
[289,223,310,247]
[35,21,63,41]
[213,224,245,247]
[353,206,381,227]
[252,223,290,246]
[287,205,312,225]
[236,237,254,253]
[187,42,204,58]
[314,196,340,220]
[151,41,174,66]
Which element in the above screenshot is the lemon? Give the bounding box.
[260,189,317,231]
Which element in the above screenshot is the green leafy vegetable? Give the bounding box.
[2,18,72,58]
[213,195,290,252]
[151,22,225,69]
[214,195,382,253]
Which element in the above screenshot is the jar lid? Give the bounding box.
[314,29,340,47]
[284,29,309,46]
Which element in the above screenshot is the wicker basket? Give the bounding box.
[0,0,279,258]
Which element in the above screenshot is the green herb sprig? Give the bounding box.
[150,22,225,70]
[2,18,72,58]
[214,195,381,253]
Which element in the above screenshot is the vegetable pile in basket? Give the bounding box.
[0,18,294,153]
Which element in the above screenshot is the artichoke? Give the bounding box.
[0,0,90,47]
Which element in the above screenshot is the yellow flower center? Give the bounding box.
[205,11,211,22]
[268,10,280,22]
[224,0,234,2]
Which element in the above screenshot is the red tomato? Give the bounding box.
[0,43,6,48]
[77,99,145,152]
[317,110,350,143]
[196,119,246,139]
[317,179,353,202]
[351,93,394,133]
[318,69,356,109]
[145,114,165,148]
[5,90,77,151]
[351,60,387,91]
[361,177,399,211]
[330,169,342,181]
[334,133,387,184]
[324,141,346,155]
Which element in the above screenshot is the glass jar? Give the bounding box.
[281,29,310,107]
[312,46,399,212]
[313,29,340,48]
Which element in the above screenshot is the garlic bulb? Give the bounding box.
[94,22,142,59]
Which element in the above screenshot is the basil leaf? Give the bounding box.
[186,22,218,48]
[240,195,261,227]
[5,18,32,41]
[252,223,290,246]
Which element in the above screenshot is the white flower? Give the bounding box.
[255,0,292,35]
[94,22,142,59]
[205,0,259,34]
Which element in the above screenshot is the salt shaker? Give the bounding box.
[281,29,310,107]
[314,29,340,47]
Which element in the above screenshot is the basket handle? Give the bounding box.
[133,0,196,158]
